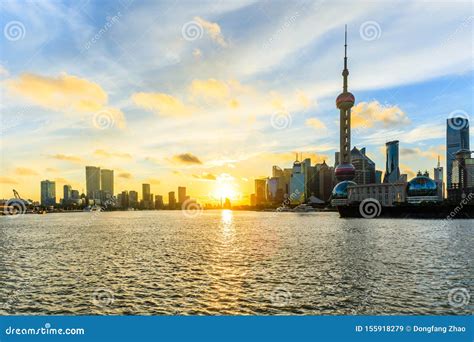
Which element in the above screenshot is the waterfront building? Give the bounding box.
[383,140,400,183]
[142,184,151,202]
[254,178,266,205]
[318,161,334,202]
[41,180,56,206]
[100,169,114,199]
[446,117,470,189]
[347,182,406,207]
[71,190,80,200]
[85,166,101,200]
[406,175,442,204]
[120,191,129,208]
[155,195,164,209]
[434,156,444,199]
[282,168,292,196]
[129,191,138,208]
[178,186,186,205]
[63,185,72,203]
[351,147,376,185]
[266,177,282,204]
[168,191,176,209]
[375,170,383,184]
[289,157,306,204]
[250,193,256,206]
[449,149,474,202]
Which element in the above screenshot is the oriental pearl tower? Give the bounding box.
[334,25,356,182]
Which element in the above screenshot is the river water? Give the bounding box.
[0,210,472,315]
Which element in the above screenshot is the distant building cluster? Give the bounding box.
[36,166,202,211]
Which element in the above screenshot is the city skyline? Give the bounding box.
[1,1,473,203]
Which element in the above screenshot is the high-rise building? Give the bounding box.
[375,170,383,184]
[41,180,56,206]
[449,149,474,202]
[63,185,72,202]
[290,157,306,204]
[318,161,334,202]
[129,191,138,208]
[178,186,186,204]
[168,191,176,209]
[266,177,282,203]
[351,147,376,185]
[250,193,256,206]
[446,117,470,189]
[85,166,101,200]
[334,26,356,183]
[120,190,129,208]
[71,190,80,200]
[155,195,164,209]
[383,140,401,183]
[142,184,151,202]
[100,169,114,198]
[254,178,266,205]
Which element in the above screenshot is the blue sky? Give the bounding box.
[0,0,473,202]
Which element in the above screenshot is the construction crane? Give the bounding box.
[12,189,32,206]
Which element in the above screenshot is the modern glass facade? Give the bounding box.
[100,169,114,198]
[41,180,56,206]
[383,140,400,183]
[446,118,470,189]
[85,166,101,200]
[290,161,305,204]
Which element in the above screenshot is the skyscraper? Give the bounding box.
[254,179,266,205]
[41,180,56,206]
[334,26,356,183]
[375,170,383,184]
[168,191,176,209]
[178,186,186,204]
[63,184,72,202]
[289,156,306,204]
[100,169,114,198]
[318,161,334,202]
[129,190,138,208]
[351,147,376,185]
[142,184,151,202]
[446,117,470,189]
[85,166,101,200]
[383,140,401,183]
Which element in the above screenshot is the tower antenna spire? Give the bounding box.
[342,25,349,92]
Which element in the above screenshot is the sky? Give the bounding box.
[0,0,473,203]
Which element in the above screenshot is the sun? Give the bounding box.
[213,183,238,201]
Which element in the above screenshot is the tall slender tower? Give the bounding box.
[335,26,356,182]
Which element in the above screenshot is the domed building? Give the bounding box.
[406,176,442,204]
[332,180,357,199]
